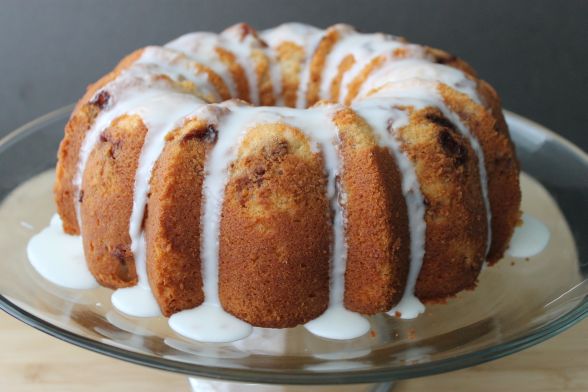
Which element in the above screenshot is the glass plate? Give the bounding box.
[0,106,586,385]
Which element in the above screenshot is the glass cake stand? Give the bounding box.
[0,106,586,391]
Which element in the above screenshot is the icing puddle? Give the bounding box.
[27,188,550,343]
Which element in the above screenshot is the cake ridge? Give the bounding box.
[361,79,492,257]
[352,101,427,318]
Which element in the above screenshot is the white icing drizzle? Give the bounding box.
[207,105,370,340]
[166,32,238,98]
[168,104,261,343]
[170,105,369,342]
[219,25,261,105]
[138,46,221,102]
[508,213,550,258]
[357,59,481,105]
[262,23,323,108]
[122,91,205,318]
[352,101,427,319]
[266,106,370,340]
[169,303,253,343]
[445,109,492,257]
[261,23,322,49]
[27,214,98,290]
[73,53,212,317]
[367,80,492,256]
[293,28,326,108]
[110,276,160,317]
[318,25,427,103]
[199,105,266,307]
[304,306,370,340]
[73,67,166,228]
[317,23,356,99]
[339,50,432,105]
[266,47,284,106]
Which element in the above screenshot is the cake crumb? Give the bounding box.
[408,328,416,340]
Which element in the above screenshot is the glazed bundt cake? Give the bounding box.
[53,22,520,338]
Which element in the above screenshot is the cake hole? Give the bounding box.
[182,124,218,144]
[438,129,468,166]
[426,112,456,131]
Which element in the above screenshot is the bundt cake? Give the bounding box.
[53,22,521,340]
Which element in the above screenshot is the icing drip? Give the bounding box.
[508,213,550,258]
[168,104,263,343]
[166,32,238,98]
[219,25,261,105]
[138,46,221,102]
[110,272,160,317]
[352,101,427,319]
[318,25,428,102]
[357,59,481,105]
[262,23,323,108]
[293,29,326,109]
[196,104,271,310]
[73,53,212,317]
[27,214,98,290]
[366,80,493,257]
[444,108,492,256]
[119,90,205,318]
[169,303,253,343]
[267,47,284,106]
[73,65,198,227]
[338,48,429,104]
[304,306,370,340]
[168,25,286,107]
[317,24,357,99]
[272,107,370,340]
[170,105,369,342]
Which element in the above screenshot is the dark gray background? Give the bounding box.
[1,0,586,150]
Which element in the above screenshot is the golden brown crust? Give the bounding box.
[216,47,251,102]
[219,123,330,327]
[80,115,146,288]
[145,119,213,316]
[334,109,410,314]
[396,108,487,300]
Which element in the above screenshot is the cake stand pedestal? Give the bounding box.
[188,378,394,391]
